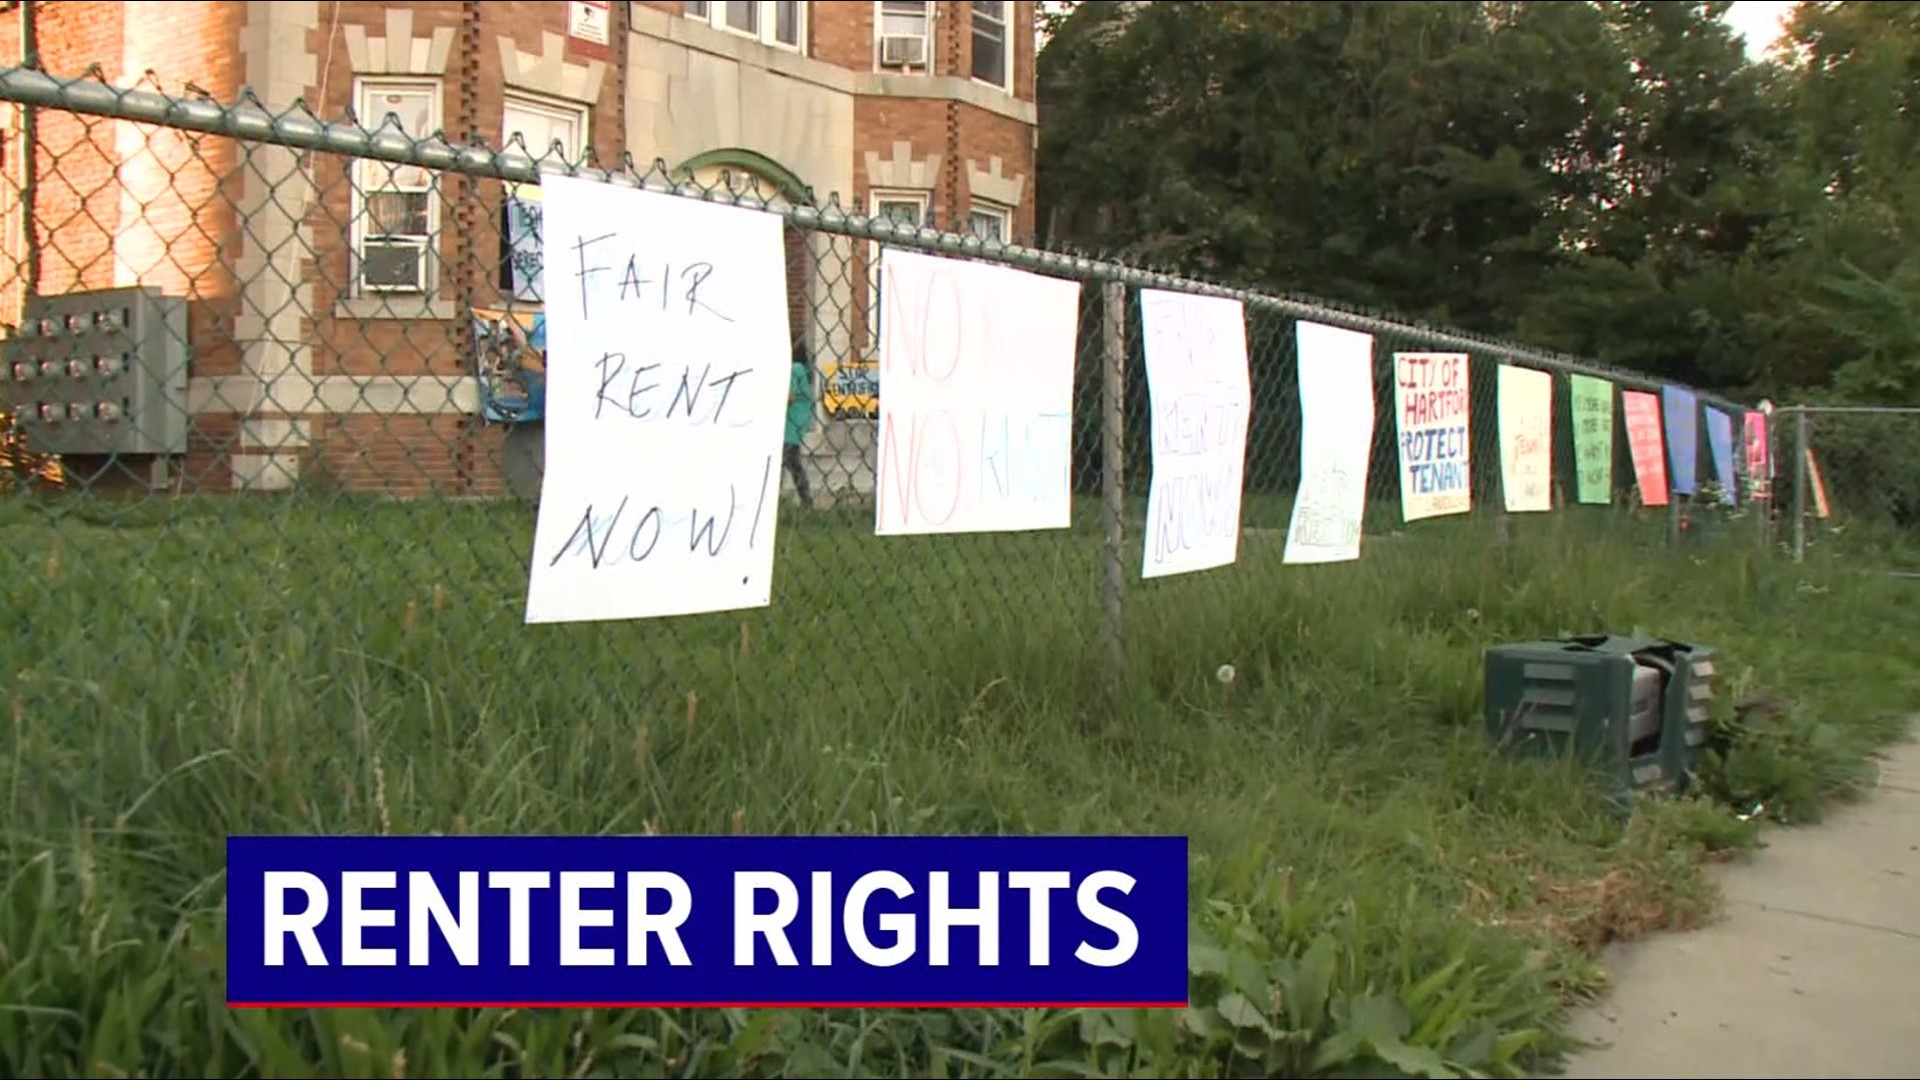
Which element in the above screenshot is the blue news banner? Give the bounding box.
[226,835,1189,1009]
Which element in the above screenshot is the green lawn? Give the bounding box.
[0,490,1915,1078]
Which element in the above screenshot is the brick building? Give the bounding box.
[0,1,1039,495]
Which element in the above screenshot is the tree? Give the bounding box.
[1039,1,1631,333]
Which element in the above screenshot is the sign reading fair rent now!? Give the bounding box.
[224,835,1190,1009]
[524,174,792,624]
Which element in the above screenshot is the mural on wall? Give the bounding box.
[472,307,547,425]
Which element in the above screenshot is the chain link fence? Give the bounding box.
[1778,405,1920,573]
[0,64,1822,1074]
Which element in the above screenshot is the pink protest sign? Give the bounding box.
[1743,410,1770,501]
[1621,390,1670,507]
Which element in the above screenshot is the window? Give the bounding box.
[684,1,804,50]
[971,1,1010,90]
[876,0,932,71]
[500,94,590,303]
[352,79,442,295]
[968,202,1011,245]
[866,190,929,352]
[502,94,587,166]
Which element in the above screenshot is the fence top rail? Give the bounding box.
[0,64,1750,412]
[1781,405,1920,416]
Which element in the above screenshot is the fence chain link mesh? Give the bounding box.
[3,59,1905,1076]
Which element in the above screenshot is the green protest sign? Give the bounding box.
[1569,374,1615,505]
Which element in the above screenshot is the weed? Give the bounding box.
[0,495,1914,1077]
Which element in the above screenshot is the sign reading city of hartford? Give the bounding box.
[1394,352,1472,522]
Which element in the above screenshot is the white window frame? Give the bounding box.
[865,189,931,354]
[685,1,806,53]
[874,0,933,73]
[350,77,443,296]
[501,90,589,167]
[969,0,1012,93]
[500,92,591,304]
[967,200,1012,245]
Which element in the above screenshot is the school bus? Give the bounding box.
[820,359,880,420]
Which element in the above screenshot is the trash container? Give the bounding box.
[1484,634,1717,811]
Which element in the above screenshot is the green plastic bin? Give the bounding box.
[1484,634,1717,810]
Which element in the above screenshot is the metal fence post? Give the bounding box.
[1791,407,1810,563]
[1100,280,1127,699]
[1667,487,1682,554]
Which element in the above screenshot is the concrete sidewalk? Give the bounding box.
[1561,738,1920,1079]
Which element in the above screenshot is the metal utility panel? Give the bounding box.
[3,287,190,457]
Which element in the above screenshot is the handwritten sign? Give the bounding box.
[1661,386,1699,496]
[1393,352,1471,522]
[524,174,791,624]
[1568,374,1614,505]
[1743,410,1770,501]
[1705,405,1737,505]
[504,185,545,302]
[1620,390,1670,507]
[1139,289,1252,578]
[1497,364,1553,513]
[1284,321,1376,564]
[874,249,1080,536]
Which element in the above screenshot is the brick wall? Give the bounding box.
[2,0,1041,497]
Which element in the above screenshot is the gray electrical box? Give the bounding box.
[3,286,190,457]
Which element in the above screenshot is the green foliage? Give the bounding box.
[1037,0,1920,407]
[2,496,1917,1077]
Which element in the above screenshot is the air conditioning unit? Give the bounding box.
[360,237,429,293]
[1483,633,1719,814]
[880,34,927,68]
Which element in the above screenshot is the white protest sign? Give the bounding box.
[873,248,1081,535]
[524,174,791,624]
[1394,352,1473,521]
[1139,289,1252,579]
[1497,363,1554,513]
[1284,321,1377,565]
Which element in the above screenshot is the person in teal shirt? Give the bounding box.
[784,342,815,510]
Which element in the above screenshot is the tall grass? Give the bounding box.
[1,493,1915,1078]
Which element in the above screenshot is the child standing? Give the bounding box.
[784,342,815,510]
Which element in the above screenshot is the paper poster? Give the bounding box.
[523,174,791,624]
[1743,410,1770,501]
[504,185,546,302]
[1807,448,1831,518]
[1704,406,1737,505]
[1497,364,1554,513]
[874,249,1081,536]
[1284,321,1376,564]
[1661,386,1699,496]
[1392,352,1471,521]
[1139,289,1253,578]
[1620,389,1670,507]
[1569,374,1614,505]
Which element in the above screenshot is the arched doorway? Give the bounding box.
[672,149,816,347]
